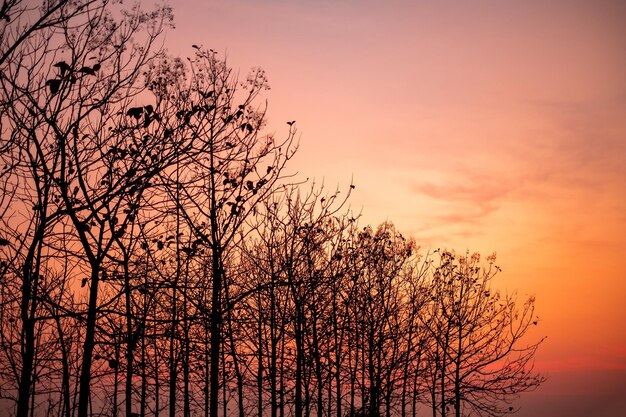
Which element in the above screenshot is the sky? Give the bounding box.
[170,1,626,415]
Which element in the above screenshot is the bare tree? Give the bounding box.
[146,47,298,417]
[348,223,417,417]
[0,1,175,416]
[421,251,545,417]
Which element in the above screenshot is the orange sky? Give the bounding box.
[171,1,626,415]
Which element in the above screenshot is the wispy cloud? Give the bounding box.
[407,168,518,238]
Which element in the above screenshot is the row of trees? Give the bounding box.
[0,1,544,417]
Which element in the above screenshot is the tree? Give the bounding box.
[347,223,416,417]
[422,251,545,417]
[0,1,174,416]
[239,182,355,417]
[146,47,298,417]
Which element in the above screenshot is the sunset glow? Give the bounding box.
[1,1,624,416]
[170,1,626,415]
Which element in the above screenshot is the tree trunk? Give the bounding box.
[113,342,120,417]
[16,220,45,417]
[270,277,278,417]
[209,246,222,417]
[295,308,304,417]
[124,260,135,417]
[77,267,101,417]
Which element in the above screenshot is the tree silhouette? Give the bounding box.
[0,2,546,417]
[145,47,297,417]
[0,1,173,416]
[421,251,545,417]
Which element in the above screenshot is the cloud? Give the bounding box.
[517,94,626,189]
[409,170,515,228]
[406,89,626,245]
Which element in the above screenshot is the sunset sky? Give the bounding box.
[171,1,626,415]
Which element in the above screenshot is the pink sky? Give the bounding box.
[170,1,626,415]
